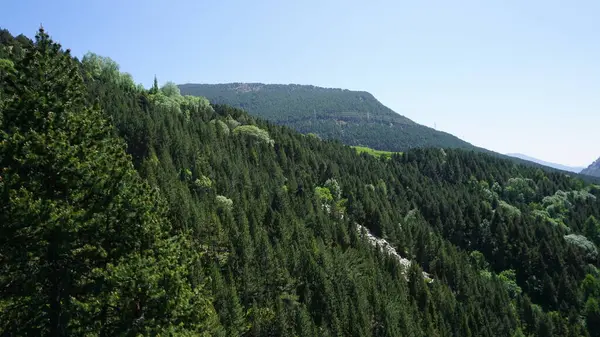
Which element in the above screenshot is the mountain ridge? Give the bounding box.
[582,157,600,177]
[179,82,600,183]
[506,153,585,173]
[178,82,479,152]
[3,27,600,336]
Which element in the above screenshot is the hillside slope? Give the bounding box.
[582,157,600,177]
[506,153,585,173]
[179,83,479,152]
[4,28,600,336]
[178,84,600,183]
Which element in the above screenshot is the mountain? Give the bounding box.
[582,157,600,177]
[178,83,480,152]
[178,84,600,184]
[506,153,585,173]
[4,28,600,336]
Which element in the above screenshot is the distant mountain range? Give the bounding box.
[179,83,481,152]
[581,157,600,177]
[506,153,585,173]
[179,83,600,182]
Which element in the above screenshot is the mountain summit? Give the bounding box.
[179,83,479,152]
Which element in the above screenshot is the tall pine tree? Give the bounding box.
[0,28,220,336]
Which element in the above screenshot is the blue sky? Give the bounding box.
[2,0,599,167]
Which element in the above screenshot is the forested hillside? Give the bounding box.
[3,28,600,336]
[582,158,600,178]
[178,83,478,152]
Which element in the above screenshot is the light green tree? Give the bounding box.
[161,80,181,97]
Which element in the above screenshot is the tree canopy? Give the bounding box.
[2,27,600,336]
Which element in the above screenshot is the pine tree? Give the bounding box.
[586,298,600,337]
[150,75,159,94]
[584,215,600,247]
[0,28,220,336]
[294,307,316,337]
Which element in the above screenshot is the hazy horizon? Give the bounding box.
[2,0,599,167]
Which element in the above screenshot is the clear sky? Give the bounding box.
[2,0,599,167]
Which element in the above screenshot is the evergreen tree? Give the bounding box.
[584,215,600,247]
[2,27,600,337]
[586,297,600,337]
[0,28,219,336]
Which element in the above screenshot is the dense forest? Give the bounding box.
[178,84,599,183]
[178,83,479,152]
[2,28,600,336]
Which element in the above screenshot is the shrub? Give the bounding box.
[315,186,333,204]
[216,195,233,211]
[194,175,212,191]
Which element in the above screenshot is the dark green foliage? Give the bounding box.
[179,83,600,185]
[3,28,600,336]
[586,297,600,337]
[585,216,600,247]
[178,83,480,152]
[0,28,219,336]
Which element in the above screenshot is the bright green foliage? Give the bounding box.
[324,178,341,201]
[233,124,274,145]
[498,200,522,219]
[216,195,233,211]
[147,79,212,120]
[0,58,13,71]
[512,327,526,337]
[498,270,522,299]
[469,250,490,271]
[504,177,537,203]
[82,52,136,90]
[194,175,213,191]
[210,119,230,135]
[352,145,397,159]
[572,189,597,202]
[528,189,596,230]
[532,209,564,228]
[542,190,574,220]
[183,95,212,115]
[181,167,193,182]
[315,186,334,204]
[0,28,219,336]
[582,274,600,301]
[564,234,598,260]
[162,81,182,97]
